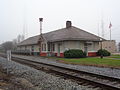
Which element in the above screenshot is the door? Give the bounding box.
[84,43,88,56]
[57,44,60,56]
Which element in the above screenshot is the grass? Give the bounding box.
[109,55,120,59]
[56,57,120,68]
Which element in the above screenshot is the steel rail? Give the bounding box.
[0,54,120,90]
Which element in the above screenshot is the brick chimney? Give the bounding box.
[66,21,72,28]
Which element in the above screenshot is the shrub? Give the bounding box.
[97,49,111,56]
[64,49,86,58]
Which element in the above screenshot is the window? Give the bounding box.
[52,44,55,51]
[31,46,34,51]
[25,46,27,50]
[42,44,46,51]
[48,43,55,51]
[48,43,51,51]
[19,47,21,50]
[44,44,46,51]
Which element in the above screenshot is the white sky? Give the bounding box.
[0,0,120,44]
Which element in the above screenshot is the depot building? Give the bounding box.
[17,21,103,57]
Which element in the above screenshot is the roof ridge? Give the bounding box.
[72,26,102,39]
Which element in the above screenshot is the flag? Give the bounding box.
[109,22,112,28]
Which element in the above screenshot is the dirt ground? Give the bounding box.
[0,66,38,90]
[0,67,13,90]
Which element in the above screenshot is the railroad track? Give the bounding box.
[0,54,120,90]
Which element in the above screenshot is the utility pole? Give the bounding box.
[110,28,111,40]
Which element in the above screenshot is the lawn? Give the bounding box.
[57,57,120,68]
[109,55,120,59]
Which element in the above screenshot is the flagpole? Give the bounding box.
[110,27,111,41]
[109,22,112,41]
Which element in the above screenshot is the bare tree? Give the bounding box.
[21,34,25,41]
[12,39,18,50]
[17,34,24,43]
[1,34,25,52]
[17,35,21,43]
[1,41,13,52]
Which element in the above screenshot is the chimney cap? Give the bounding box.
[39,18,43,22]
[66,21,72,28]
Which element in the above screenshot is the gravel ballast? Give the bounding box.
[13,55,120,79]
[0,56,98,90]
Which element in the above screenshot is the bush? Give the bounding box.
[97,49,111,56]
[64,49,86,58]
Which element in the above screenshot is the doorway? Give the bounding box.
[57,44,60,56]
[84,43,88,56]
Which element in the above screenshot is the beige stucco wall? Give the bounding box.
[87,42,99,52]
[17,41,99,54]
[24,46,31,51]
[99,40,117,53]
[17,47,21,50]
[94,42,99,51]
[54,43,58,53]
[54,41,99,53]
[21,46,25,50]
[17,45,40,52]
[33,45,39,52]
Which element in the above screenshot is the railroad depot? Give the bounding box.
[17,21,103,57]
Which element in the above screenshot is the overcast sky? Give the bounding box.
[0,0,120,44]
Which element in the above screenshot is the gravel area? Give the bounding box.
[0,56,98,90]
[13,55,120,79]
